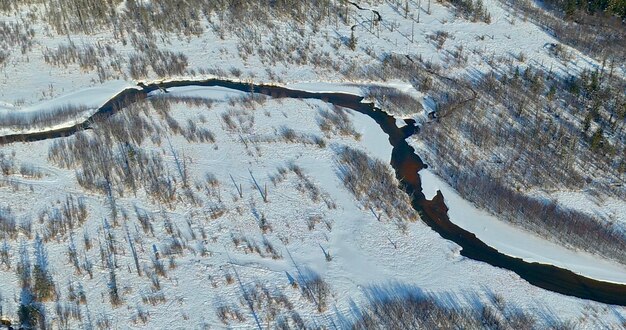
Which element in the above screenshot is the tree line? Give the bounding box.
[542,0,626,18]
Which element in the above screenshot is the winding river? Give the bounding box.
[2,78,625,306]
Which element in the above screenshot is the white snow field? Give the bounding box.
[419,168,626,284]
[0,0,625,328]
[14,78,621,286]
[4,68,624,269]
[0,0,614,107]
[0,81,135,136]
[0,87,623,329]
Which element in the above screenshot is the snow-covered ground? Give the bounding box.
[419,168,626,284]
[4,76,622,288]
[0,0,614,108]
[1,0,625,327]
[148,85,248,101]
[0,80,135,136]
[0,87,624,328]
[533,189,626,227]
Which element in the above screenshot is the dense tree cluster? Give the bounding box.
[444,0,492,22]
[542,0,626,18]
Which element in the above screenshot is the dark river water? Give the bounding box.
[2,78,625,306]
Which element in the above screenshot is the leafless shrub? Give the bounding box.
[354,295,481,329]
[428,30,450,50]
[280,126,297,142]
[42,42,118,80]
[287,163,336,209]
[19,163,43,178]
[55,301,82,327]
[306,215,322,231]
[39,195,88,242]
[0,50,8,65]
[129,49,189,78]
[231,235,262,256]
[275,311,306,329]
[366,86,423,116]
[270,166,289,186]
[317,106,361,140]
[224,272,235,285]
[95,313,112,330]
[245,282,293,323]
[0,239,11,269]
[301,274,331,313]
[141,291,166,306]
[135,206,155,235]
[0,104,90,133]
[131,305,150,325]
[0,152,16,175]
[216,305,246,324]
[351,285,547,330]
[0,207,18,239]
[183,119,215,143]
[67,281,87,305]
[259,213,272,233]
[229,67,242,77]
[128,54,149,79]
[262,237,282,260]
[221,108,255,132]
[337,147,418,223]
[274,126,326,148]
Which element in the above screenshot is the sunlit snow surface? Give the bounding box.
[0,80,135,136]
[0,85,624,327]
[420,169,626,284]
[0,0,625,326]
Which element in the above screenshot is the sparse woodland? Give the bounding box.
[417,58,626,263]
[0,0,625,328]
[1,79,618,328]
[334,25,626,263]
[0,93,431,329]
[353,285,556,330]
[501,0,625,61]
[332,46,625,264]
